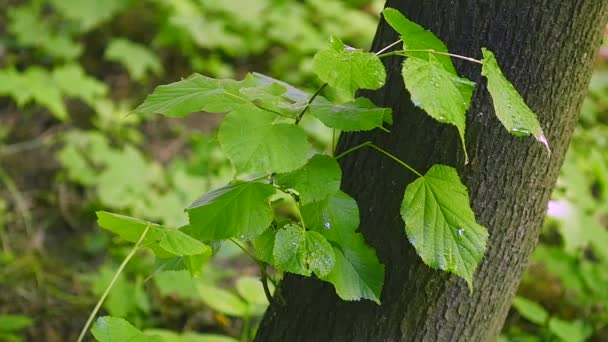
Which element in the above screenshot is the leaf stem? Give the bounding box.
[295,83,327,125]
[229,238,258,263]
[331,129,337,157]
[336,141,423,178]
[76,224,151,342]
[257,261,275,305]
[367,144,423,177]
[375,39,403,56]
[334,141,372,160]
[377,49,482,65]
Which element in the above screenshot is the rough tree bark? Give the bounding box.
[254,1,608,341]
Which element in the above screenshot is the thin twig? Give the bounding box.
[295,83,327,125]
[375,39,403,56]
[377,49,482,65]
[335,141,423,178]
[76,224,151,342]
[0,166,32,235]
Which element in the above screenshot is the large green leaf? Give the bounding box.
[402,55,475,159]
[186,181,276,240]
[275,154,342,205]
[135,74,255,117]
[382,8,455,73]
[320,232,384,303]
[481,48,550,152]
[313,36,385,97]
[96,211,211,258]
[400,165,488,289]
[308,97,391,131]
[92,316,162,342]
[218,106,310,174]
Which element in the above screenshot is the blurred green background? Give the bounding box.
[0,1,606,341]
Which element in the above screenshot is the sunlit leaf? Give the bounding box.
[401,165,488,289]
[481,48,549,152]
[313,36,385,97]
[186,182,275,240]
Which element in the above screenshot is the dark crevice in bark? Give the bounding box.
[254,1,608,341]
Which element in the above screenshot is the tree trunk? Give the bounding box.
[254,1,608,341]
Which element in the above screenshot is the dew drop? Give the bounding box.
[457,229,464,236]
[324,222,331,230]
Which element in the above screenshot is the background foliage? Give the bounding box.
[0,1,606,341]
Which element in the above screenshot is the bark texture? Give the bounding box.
[255,1,608,341]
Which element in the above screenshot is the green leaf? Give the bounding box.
[313,36,385,97]
[253,228,276,264]
[308,97,391,131]
[144,329,240,342]
[402,55,475,160]
[135,74,255,117]
[158,230,211,257]
[305,230,335,277]
[382,8,456,73]
[548,318,593,342]
[92,316,162,342]
[105,38,163,80]
[512,297,549,325]
[320,233,384,303]
[273,224,309,276]
[481,48,550,152]
[236,276,272,306]
[198,284,249,317]
[301,191,359,245]
[0,315,32,332]
[52,64,107,106]
[186,182,276,240]
[96,211,211,258]
[275,154,342,205]
[238,82,301,118]
[272,224,335,277]
[49,0,128,31]
[252,73,310,103]
[218,106,310,174]
[400,165,488,289]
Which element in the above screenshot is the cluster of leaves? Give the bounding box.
[89,11,548,342]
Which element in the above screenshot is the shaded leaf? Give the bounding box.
[309,97,391,131]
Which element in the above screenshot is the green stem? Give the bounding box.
[229,238,258,263]
[241,314,251,342]
[331,129,337,157]
[258,261,274,305]
[375,39,403,55]
[295,83,327,125]
[76,224,151,342]
[367,144,423,177]
[377,49,482,65]
[223,92,293,119]
[336,141,423,178]
[334,141,372,160]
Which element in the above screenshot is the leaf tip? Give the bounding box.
[537,135,551,155]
